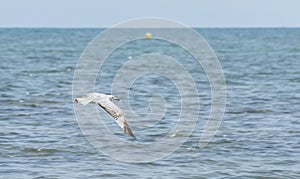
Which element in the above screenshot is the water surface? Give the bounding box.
[0,28,300,178]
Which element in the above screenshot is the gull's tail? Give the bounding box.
[74,97,93,105]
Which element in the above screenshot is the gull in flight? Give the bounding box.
[74,93,136,139]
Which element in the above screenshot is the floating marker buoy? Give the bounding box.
[144,33,152,40]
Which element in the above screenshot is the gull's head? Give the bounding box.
[109,95,120,101]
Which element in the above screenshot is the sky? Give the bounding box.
[0,0,299,27]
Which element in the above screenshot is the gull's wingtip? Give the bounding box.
[132,135,137,140]
[128,133,137,140]
[124,124,136,140]
[128,131,136,140]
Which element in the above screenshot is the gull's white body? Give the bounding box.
[74,93,136,139]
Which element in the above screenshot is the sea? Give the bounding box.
[0,28,299,178]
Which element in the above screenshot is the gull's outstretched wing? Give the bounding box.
[97,99,136,139]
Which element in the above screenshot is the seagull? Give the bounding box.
[74,93,136,139]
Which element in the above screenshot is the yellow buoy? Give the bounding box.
[144,33,152,40]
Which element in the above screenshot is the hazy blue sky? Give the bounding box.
[0,0,299,27]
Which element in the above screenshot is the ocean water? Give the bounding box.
[0,28,300,178]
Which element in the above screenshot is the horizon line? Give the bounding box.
[0,26,300,29]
